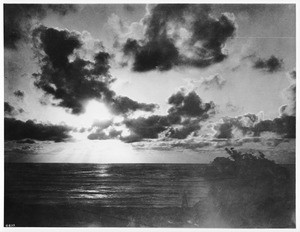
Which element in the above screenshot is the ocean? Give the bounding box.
[5,163,210,208]
[4,163,295,227]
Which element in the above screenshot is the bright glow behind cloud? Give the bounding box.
[68,100,112,129]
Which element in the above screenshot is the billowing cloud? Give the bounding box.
[214,113,259,139]
[166,119,201,139]
[280,69,296,117]
[253,55,283,73]
[33,26,155,115]
[123,115,171,141]
[214,70,296,140]
[4,4,77,49]
[88,90,215,142]
[14,90,25,100]
[4,117,72,142]
[123,38,179,72]
[168,90,215,118]
[121,4,237,72]
[280,84,296,116]
[33,26,113,114]
[214,113,295,139]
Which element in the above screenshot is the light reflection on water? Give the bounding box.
[6,163,210,207]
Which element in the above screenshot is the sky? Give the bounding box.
[3,4,296,163]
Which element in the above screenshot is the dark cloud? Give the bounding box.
[123,38,179,72]
[253,55,283,73]
[16,138,36,144]
[89,91,214,142]
[33,26,156,115]
[122,4,237,72]
[14,90,25,99]
[91,120,113,131]
[253,115,295,139]
[87,132,111,140]
[214,114,295,139]
[166,120,201,139]
[4,117,72,142]
[4,102,24,117]
[4,102,15,116]
[168,90,215,118]
[87,126,124,141]
[36,27,82,68]
[124,115,171,140]
[215,122,233,139]
[4,4,77,49]
[214,114,260,139]
[110,96,157,115]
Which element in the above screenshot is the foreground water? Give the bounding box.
[5,163,210,208]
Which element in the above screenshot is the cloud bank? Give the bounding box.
[5,117,72,142]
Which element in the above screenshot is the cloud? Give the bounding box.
[214,121,234,139]
[110,96,157,115]
[121,4,237,72]
[88,90,215,142]
[4,102,24,116]
[33,26,112,114]
[4,102,15,116]
[123,115,171,140]
[201,74,226,90]
[4,4,77,49]
[213,113,261,139]
[214,113,295,139]
[168,90,215,118]
[166,119,201,139]
[87,132,111,140]
[280,84,296,117]
[14,90,25,100]
[253,115,295,138]
[289,69,296,79]
[280,69,296,117]
[123,38,179,72]
[253,55,283,73]
[4,117,72,142]
[132,139,212,151]
[33,26,155,115]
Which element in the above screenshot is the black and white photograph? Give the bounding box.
[3,2,297,229]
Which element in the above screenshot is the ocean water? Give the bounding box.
[5,163,210,208]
